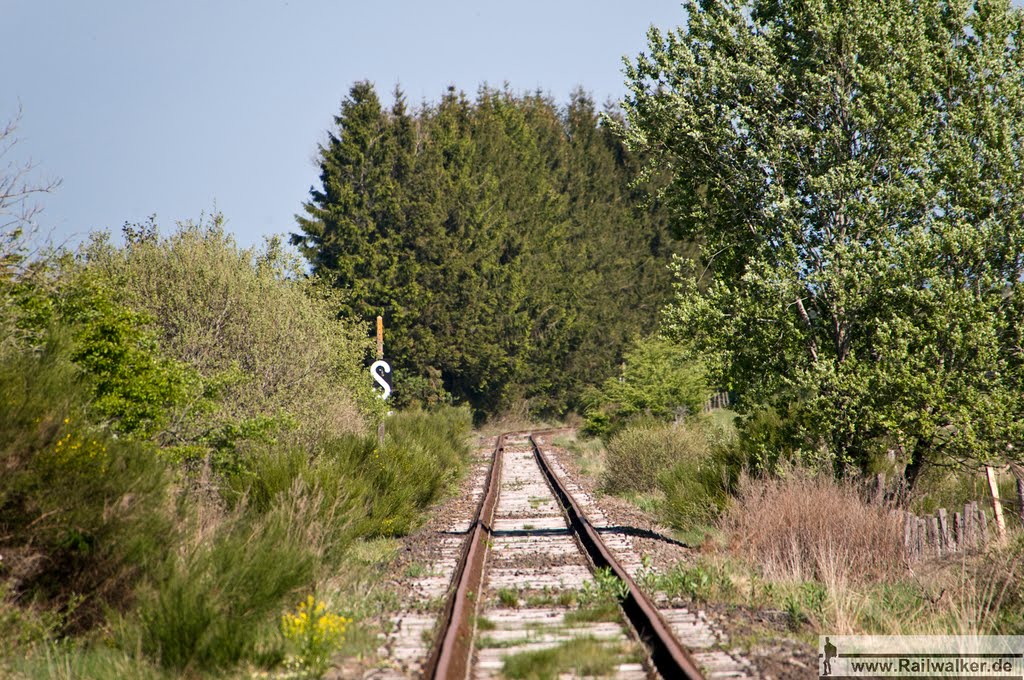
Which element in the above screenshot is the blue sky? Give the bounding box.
[2,1,686,250]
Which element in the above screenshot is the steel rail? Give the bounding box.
[529,433,707,680]
[425,428,705,680]
[422,433,505,680]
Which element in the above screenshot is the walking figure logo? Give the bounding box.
[822,637,838,676]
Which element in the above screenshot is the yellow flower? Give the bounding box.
[281,595,352,673]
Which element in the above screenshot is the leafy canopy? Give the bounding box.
[622,0,1024,479]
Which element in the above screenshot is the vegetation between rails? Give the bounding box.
[502,637,641,680]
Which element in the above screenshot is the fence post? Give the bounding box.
[964,503,976,549]
[937,509,950,552]
[903,512,916,561]
[975,501,988,546]
[1017,477,1024,529]
[986,466,1007,545]
[927,517,940,557]
[952,511,963,552]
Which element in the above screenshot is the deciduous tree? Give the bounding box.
[622,0,1024,482]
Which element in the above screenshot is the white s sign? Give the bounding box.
[370,360,392,400]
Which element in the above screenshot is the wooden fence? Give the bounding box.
[902,477,1024,562]
[903,502,988,562]
[702,391,731,412]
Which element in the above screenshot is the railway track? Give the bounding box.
[396,430,748,680]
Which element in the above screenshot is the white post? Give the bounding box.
[985,466,1007,545]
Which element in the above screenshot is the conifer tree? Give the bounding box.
[295,83,679,417]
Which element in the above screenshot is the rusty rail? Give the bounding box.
[425,429,705,680]
[530,433,706,680]
[422,433,505,679]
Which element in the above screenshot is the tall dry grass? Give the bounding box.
[725,471,906,585]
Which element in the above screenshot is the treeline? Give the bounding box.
[292,83,680,416]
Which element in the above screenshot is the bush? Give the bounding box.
[226,406,472,546]
[583,338,708,438]
[56,270,201,439]
[733,405,796,476]
[658,455,733,529]
[81,217,373,457]
[134,498,316,671]
[602,419,736,530]
[723,471,906,584]
[0,336,175,632]
[603,420,709,494]
[0,225,476,676]
[129,405,471,672]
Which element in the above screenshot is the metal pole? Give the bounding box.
[376,315,384,361]
[377,315,385,445]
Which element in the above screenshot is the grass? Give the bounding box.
[479,634,537,649]
[476,401,561,436]
[501,637,639,679]
[724,470,905,584]
[637,560,736,604]
[404,563,427,578]
[317,537,404,661]
[523,589,577,608]
[553,434,606,479]
[620,491,660,515]
[649,472,1024,640]
[498,588,520,608]
[1,643,177,680]
[563,602,621,624]
[1,230,477,678]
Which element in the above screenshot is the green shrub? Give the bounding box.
[380,406,472,508]
[734,405,796,476]
[583,338,708,438]
[1,227,474,676]
[0,336,175,631]
[603,419,737,529]
[603,420,709,494]
[134,500,316,671]
[1,249,201,442]
[658,455,732,529]
[81,217,373,457]
[56,271,201,439]
[0,581,73,655]
[226,406,472,547]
